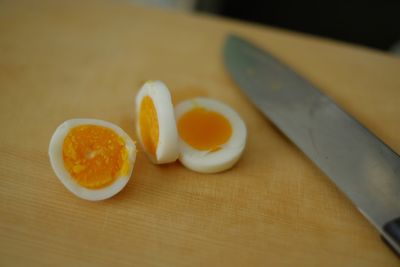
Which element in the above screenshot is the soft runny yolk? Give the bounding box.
[139,96,159,156]
[178,107,232,151]
[62,125,129,189]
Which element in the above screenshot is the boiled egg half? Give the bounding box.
[49,119,136,201]
[135,81,179,164]
[175,97,247,173]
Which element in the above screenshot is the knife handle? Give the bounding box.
[382,217,400,257]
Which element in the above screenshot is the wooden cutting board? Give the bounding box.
[1,0,399,266]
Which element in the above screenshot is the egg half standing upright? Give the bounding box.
[49,119,136,201]
[135,81,179,164]
[175,97,247,173]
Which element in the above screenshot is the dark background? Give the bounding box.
[196,0,400,51]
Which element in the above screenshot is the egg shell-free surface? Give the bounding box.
[135,80,179,164]
[48,119,136,201]
[1,0,400,266]
[175,97,247,173]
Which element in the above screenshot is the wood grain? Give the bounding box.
[1,0,399,266]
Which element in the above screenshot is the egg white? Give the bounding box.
[175,97,247,173]
[48,118,136,201]
[135,80,179,164]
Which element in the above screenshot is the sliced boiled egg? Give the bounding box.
[48,119,136,201]
[135,80,179,164]
[175,97,247,173]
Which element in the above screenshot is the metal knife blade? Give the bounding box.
[223,34,400,255]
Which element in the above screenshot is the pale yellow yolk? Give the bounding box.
[62,125,129,189]
[178,107,232,151]
[139,96,159,156]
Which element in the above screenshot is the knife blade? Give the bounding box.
[223,34,400,255]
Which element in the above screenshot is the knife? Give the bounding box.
[223,34,400,255]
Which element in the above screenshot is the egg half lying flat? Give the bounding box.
[135,81,179,164]
[49,119,136,201]
[175,97,247,173]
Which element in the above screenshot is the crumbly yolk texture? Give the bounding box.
[62,125,129,189]
[178,107,232,151]
[139,96,159,156]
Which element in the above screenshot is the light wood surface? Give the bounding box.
[1,0,400,266]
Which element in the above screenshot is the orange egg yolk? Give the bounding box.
[139,96,159,156]
[178,107,232,151]
[62,125,129,189]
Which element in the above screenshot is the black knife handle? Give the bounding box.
[382,217,400,257]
